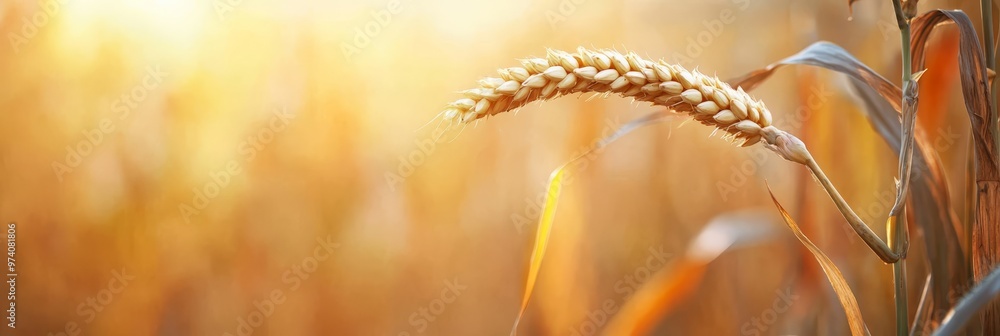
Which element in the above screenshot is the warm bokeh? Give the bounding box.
[0,0,982,335]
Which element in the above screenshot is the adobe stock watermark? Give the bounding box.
[511,116,623,235]
[878,20,899,41]
[838,124,960,245]
[46,268,136,336]
[179,107,294,224]
[8,0,68,53]
[396,278,467,336]
[51,65,168,182]
[213,0,245,20]
[222,236,339,336]
[665,0,751,68]
[384,123,450,192]
[740,287,799,336]
[544,0,589,29]
[341,0,406,61]
[715,84,833,201]
[569,245,672,336]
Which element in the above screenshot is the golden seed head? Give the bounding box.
[624,71,647,85]
[713,110,738,124]
[623,85,642,97]
[578,47,595,64]
[680,89,703,104]
[508,67,530,82]
[759,106,772,126]
[607,51,630,73]
[734,120,761,134]
[523,74,548,88]
[461,89,484,100]
[452,98,475,109]
[559,54,580,70]
[574,66,598,80]
[761,126,810,164]
[479,88,502,101]
[659,81,683,94]
[521,58,549,73]
[594,69,620,84]
[653,64,673,82]
[712,90,730,108]
[673,69,696,87]
[626,52,645,72]
[474,99,491,115]
[541,81,559,98]
[479,77,504,89]
[641,83,661,94]
[742,135,762,147]
[699,86,715,100]
[512,86,531,101]
[556,74,577,90]
[543,66,568,80]
[695,101,720,115]
[591,52,612,70]
[441,47,777,146]
[497,80,521,95]
[641,68,657,82]
[461,110,477,123]
[497,68,512,81]
[731,100,748,119]
[610,76,630,91]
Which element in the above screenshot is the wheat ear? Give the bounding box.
[441,47,792,147]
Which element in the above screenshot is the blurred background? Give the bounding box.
[0,0,986,334]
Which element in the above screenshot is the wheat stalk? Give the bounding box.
[442,47,788,147]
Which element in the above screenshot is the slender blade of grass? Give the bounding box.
[509,163,564,336]
[767,183,870,336]
[510,111,674,335]
[909,274,933,336]
[933,265,1000,336]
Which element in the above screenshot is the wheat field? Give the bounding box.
[0,0,988,335]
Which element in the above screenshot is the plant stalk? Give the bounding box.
[984,0,1000,156]
[891,1,912,335]
[803,157,901,263]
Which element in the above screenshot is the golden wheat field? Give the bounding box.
[2,0,1000,335]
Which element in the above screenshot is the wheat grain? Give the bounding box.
[442,47,780,146]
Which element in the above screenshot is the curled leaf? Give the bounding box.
[848,0,860,17]
[911,10,1000,328]
[910,10,999,178]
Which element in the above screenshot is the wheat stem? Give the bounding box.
[444,47,919,275]
[444,48,917,264]
[891,1,914,334]
[804,156,902,263]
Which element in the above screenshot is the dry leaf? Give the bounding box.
[729,41,966,317]
[767,184,870,336]
[601,212,777,336]
[510,111,674,335]
[933,266,1000,335]
[911,10,1000,329]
